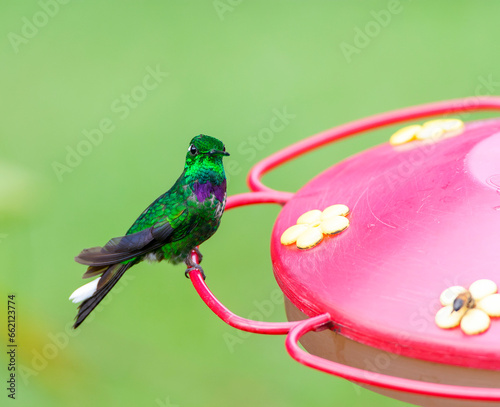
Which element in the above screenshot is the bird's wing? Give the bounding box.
[75,206,191,269]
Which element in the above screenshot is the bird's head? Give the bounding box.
[184,134,229,174]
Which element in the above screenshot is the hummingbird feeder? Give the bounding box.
[187,97,500,406]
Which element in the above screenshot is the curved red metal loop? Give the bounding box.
[189,269,297,334]
[225,190,293,211]
[188,192,296,334]
[248,96,500,194]
[189,190,296,333]
[285,314,500,401]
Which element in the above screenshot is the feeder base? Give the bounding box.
[285,297,500,407]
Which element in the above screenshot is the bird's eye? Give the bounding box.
[223,146,226,152]
[188,144,198,156]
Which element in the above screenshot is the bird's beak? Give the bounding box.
[208,149,230,157]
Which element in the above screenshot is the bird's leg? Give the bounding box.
[193,246,203,263]
[184,250,206,280]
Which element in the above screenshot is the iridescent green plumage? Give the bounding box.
[71,135,229,328]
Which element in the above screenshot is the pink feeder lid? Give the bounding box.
[271,118,500,371]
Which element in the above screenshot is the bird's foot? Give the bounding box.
[185,265,206,280]
[192,247,203,263]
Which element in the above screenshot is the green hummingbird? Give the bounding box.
[70,134,229,328]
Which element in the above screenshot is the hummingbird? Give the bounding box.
[69,134,229,328]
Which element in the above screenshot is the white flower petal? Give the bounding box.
[477,294,500,317]
[435,305,466,329]
[439,286,466,306]
[281,224,308,245]
[460,308,490,335]
[321,204,350,219]
[389,125,421,146]
[297,210,322,225]
[69,278,100,304]
[416,124,444,141]
[441,119,465,138]
[469,279,497,301]
[320,216,349,235]
[296,226,323,249]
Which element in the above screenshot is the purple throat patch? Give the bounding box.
[193,180,226,202]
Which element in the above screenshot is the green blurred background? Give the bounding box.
[2,1,500,406]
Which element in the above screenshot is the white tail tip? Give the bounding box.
[69,278,100,303]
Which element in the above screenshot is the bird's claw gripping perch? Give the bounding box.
[185,265,206,280]
[193,247,203,263]
[185,247,204,279]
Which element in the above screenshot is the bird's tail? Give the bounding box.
[71,262,132,328]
